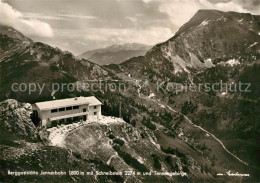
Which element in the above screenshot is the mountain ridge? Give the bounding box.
[108,9,260,79]
[0,25,117,102]
[79,43,152,65]
[104,9,260,172]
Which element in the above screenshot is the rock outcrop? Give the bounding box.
[0,99,38,140]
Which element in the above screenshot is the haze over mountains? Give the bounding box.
[79,43,152,65]
[1,9,260,183]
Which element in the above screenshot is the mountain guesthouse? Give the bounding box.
[32,96,102,127]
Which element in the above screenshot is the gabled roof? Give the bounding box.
[35,96,102,111]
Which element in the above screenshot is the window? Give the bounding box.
[94,106,97,109]
[73,117,79,121]
[66,106,72,110]
[83,108,87,112]
[73,106,79,109]
[66,118,73,124]
[59,108,65,112]
[52,120,58,127]
[60,119,65,123]
[83,115,87,121]
[51,109,58,113]
[94,112,97,115]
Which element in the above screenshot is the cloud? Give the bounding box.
[43,26,173,54]
[22,12,98,21]
[5,0,259,55]
[125,16,138,22]
[142,0,153,3]
[54,26,173,46]
[0,0,53,37]
[55,14,97,20]
[159,0,201,26]
[22,13,65,21]
[157,0,260,26]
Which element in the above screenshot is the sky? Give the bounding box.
[1,0,260,55]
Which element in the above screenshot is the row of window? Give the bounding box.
[50,105,98,113]
[49,115,87,128]
[51,105,80,113]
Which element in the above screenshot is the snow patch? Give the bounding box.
[158,104,165,108]
[248,42,258,48]
[226,59,240,66]
[221,92,227,95]
[30,49,34,55]
[148,92,155,99]
[217,16,227,22]
[199,20,209,26]
[204,58,214,67]
[106,154,117,165]
[178,132,184,137]
[137,157,144,164]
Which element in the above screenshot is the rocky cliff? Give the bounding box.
[0,99,38,141]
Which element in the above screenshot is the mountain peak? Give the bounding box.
[118,10,260,76]
[196,9,222,13]
[175,9,260,36]
[175,9,224,36]
[0,24,31,42]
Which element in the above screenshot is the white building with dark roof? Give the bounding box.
[32,96,102,127]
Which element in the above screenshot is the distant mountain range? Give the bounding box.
[79,43,152,65]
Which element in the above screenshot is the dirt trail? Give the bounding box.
[134,81,248,166]
[165,105,248,166]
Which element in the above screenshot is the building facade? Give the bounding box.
[32,96,102,127]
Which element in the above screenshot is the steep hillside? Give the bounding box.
[79,43,152,65]
[0,25,116,103]
[63,117,257,183]
[105,10,260,170]
[107,10,260,79]
[1,95,258,182]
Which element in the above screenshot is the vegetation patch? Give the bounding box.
[141,116,156,131]
[112,145,149,172]
[151,154,161,170]
[164,156,179,171]
[108,134,115,139]
[113,138,125,146]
